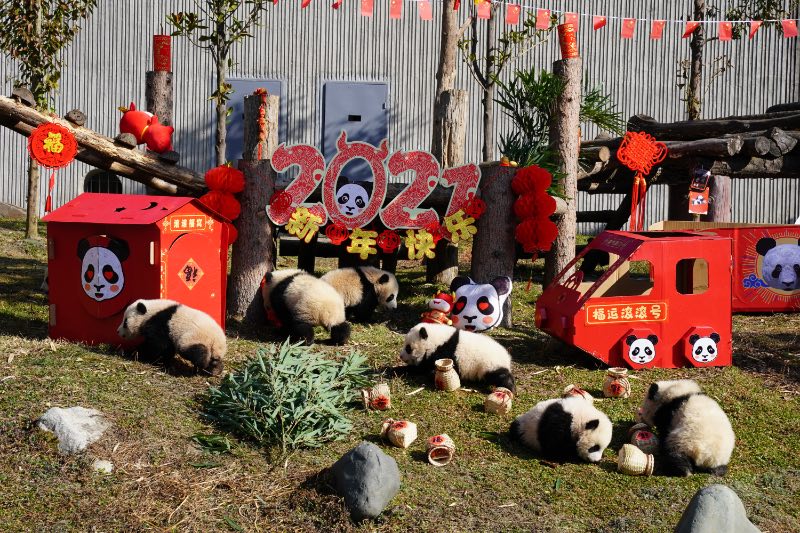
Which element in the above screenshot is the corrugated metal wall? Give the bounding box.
[1,0,798,229]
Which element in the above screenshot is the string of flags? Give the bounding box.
[300,0,800,40]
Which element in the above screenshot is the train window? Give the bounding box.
[676,258,709,294]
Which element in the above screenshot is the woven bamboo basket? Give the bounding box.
[380,418,418,448]
[434,359,460,391]
[617,443,654,476]
[484,387,514,415]
[426,434,456,466]
[562,384,594,403]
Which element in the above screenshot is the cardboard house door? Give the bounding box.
[166,232,223,325]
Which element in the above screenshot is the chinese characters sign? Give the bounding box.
[586,302,667,325]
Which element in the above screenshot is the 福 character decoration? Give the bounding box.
[28,122,78,212]
[421,292,454,325]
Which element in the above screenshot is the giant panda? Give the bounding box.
[756,237,800,291]
[262,269,351,345]
[117,299,226,376]
[320,266,399,322]
[399,323,515,392]
[637,379,735,476]
[510,397,613,463]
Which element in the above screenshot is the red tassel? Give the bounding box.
[45,169,56,213]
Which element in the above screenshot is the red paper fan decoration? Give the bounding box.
[515,217,559,253]
[199,190,241,221]
[511,165,553,195]
[205,165,245,193]
[463,197,487,220]
[513,191,557,220]
[269,190,294,219]
[325,223,351,245]
[376,230,401,253]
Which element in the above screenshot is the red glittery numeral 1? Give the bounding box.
[322,132,389,229]
[439,163,481,217]
[268,144,327,225]
[380,150,441,230]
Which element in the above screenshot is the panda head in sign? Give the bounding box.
[77,236,129,302]
[689,332,720,363]
[626,334,658,365]
[449,276,512,332]
[336,180,371,217]
[756,237,800,291]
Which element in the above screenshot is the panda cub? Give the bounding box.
[262,269,351,345]
[321,266,399,322]
[117,299,226,376]
[637,379,735,476]
[399,323,515,392]
[510,397,613,463]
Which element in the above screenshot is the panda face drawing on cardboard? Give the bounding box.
[756,237,800,292]
[335,182,370,217]
[689,332,720,364]
[77,236,129,302]
[626,334,658,365]
[449,275,512,332]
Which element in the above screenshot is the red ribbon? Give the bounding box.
[629,173,648,232]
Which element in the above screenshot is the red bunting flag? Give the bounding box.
[683,21,700,38]
[389,0,402,19]
[418,0,432,20]
[331,0,342,9]
[593,16,607,31]
[301,0,311,7]
[477,0,491,19]
[505,4,520,25]
[651,20,666,39]
[621,18,636,39]
[718,21,732,41]
[536,9,551,30]
[564,12,578,30]
[749,20,762,39]
[782,19,799,38]
[360,0,372,16]
[454,0,460,9]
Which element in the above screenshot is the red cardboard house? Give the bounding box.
[535,230,733,369]
[43,193,229,346]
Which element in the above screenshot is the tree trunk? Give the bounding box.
[482,10,496,162]
[25,156,39,239]
[707,175,731,222]
[227,93,279,321]
[471,163,516,327]
[145,71,174,127]
[543,58,582,288]
[431,0,459,162]
[215,39,227,167]
[668,185,693,222]
[688,0,705,121]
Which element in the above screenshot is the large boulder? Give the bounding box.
[674,484,761,533]
[37,406,110,455]
[330,441,401,521]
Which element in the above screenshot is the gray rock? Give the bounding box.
[37,407,110,455]
[65,109,87,126]
[330,441,401,521]
[674,484,761,533]
[0,202,25,219]
[114,132,138,148]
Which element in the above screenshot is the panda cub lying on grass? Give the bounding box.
[117,299,226,376]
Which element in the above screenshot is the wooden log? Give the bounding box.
[605,192,634,231]
[298,232,318,273]
[707,175,731,222]
[0,95,205,192]
[628,113,800,141]
[766,102,800,113]
[580,145,611,162]
[145,71,173,126]
[227,93,279,321]
[242,93,279,161]
[767,127,797,157]
[741,136,772,156]
[543,57,582,289]
[577,210,617,223]
[664,136,743,158]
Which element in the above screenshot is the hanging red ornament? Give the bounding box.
[200,190,241,221]
[28,122,78,212]
[205,165,245,193]
[515,217,559,253]
[617,131,668,231]
[513,191,557,221]
[226,222,239,244]
[463,196,487,220]
[425,221,444,244]
[269,190,294,220]
[377,229,402,253]
[325,223,351,245]
[511,165,553,195]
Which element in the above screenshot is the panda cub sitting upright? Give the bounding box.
[117,299,226,376]
[399,323,515,392]
[510,397,613,463]
[637,379,735,476]
[321,266,399,322]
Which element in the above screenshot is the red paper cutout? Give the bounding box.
[28,123,77,169]
[719,21,732,41]
[381,150,440,229]
[377,230,401,253]
[749,20,762,39]
[651,20,666,39]
[325,223,351,245]
[440,164,481,218]
[683,21,700,38]
[463,197,486,220]
[593,15,607,30]
[268,144,326,225]
[425,221,444,244]
[505,4,520,25]
[535,9,551,30]
[621,18,636,39]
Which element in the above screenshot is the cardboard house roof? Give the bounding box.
[42,193,224,225]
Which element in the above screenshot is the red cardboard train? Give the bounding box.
[536,223,800,369]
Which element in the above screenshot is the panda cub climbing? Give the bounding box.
[321,266,399,322]
[637,379,735,476]
[399,323,515,392]
[510,397,613,463]
[262,269,351,345]
[117,299,226,376]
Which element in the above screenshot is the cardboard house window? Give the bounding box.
[590,259,655,298]
[676,258,709,295]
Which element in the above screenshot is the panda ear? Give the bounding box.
[77,238,90,260]
[689,334,700,345]
[585,419,599,430]
[136,301,147,314]
[710,332,720,343]
[756,237,777,256]
[450,276,472,292]
[419,327,428,340]
[378,273,390,284]
[490,276,512,297]
[647,334,658,345]
[626,335,636,346]
[647,383,659,400]
[107,237,129,262]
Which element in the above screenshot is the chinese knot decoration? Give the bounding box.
[28,122,78,212]
[511,165,558,254]
[617,131,668,232]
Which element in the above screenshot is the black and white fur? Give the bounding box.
[510,397,613,463]
[637,379,735,476]
[262,269,351,345]
[399,323,515,393]
[320,266,399,322]
[117,299,226,376]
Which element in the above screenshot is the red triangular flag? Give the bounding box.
[564,12,578,30]
[454,0,460,10]
[782,19,799,38]
[477,0,491,20]
[418,0,432,20]
[389,0,402,19]
[718,21,732,41]
[621,18,636,39]
[331,0,342,9]
[535,9,551,30]
[301,0,311,8]
[749,20,762,39]
[505,4,520,25]
[651,20,666,39]
[360,0,372,16]
[683,21,701,38]
[593,16,607,31]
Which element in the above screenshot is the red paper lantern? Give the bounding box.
[205,165,245,193]
[513,191,557,221]
[28,123,77,169]
[377,230,401,253]
[511,165,553,195]
[325,223,350,245]
[200,190,241,221]
[464,197,487,220]
[515,217,559,253]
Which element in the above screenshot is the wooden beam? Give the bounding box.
[627,113,800,141]
[766,102,800,113]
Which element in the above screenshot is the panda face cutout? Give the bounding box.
[626,334,658,365]
[449,276,512,332]
[756,237,800,292]
[77,237,129,302]
[689,332,720,363]
[335,183,369,217]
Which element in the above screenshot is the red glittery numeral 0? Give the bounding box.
[268,144,327,225]
[439,163,481,217]
[380,150,441,230]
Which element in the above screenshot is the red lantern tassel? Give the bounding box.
[44,169,56,213]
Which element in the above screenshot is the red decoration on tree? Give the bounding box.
[325,223,351,245]
[463,197,486,220]
[153,35,171,72]
[377,230,401,253]
[226,222,238,244]
[515,218,559,253]
[200,190,241,221]
[617,131,668,232]
[28,122,78,212]
[205,165,245,193]
[269,190,294,220]
[511,165,553,195]
[425,221,444,244]
[513,191,556,220]
[511,165,558,254]
[142,115,174,153]
[118,102,152,144]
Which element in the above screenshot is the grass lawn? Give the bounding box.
[0,217,798,532]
